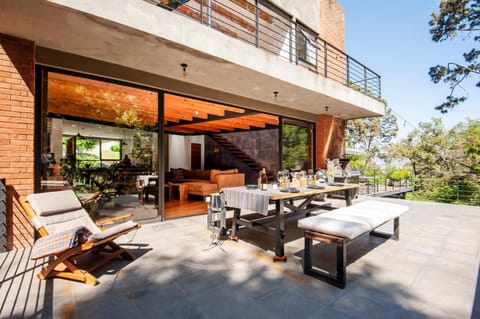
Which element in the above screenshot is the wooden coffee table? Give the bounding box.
[168,183,188,201]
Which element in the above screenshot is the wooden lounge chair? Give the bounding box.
[20,190,141,285]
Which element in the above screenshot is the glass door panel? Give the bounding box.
[42,70,160,221]
[281,120,313,171]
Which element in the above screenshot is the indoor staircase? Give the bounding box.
[209,134,264,172]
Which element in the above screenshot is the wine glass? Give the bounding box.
[307,169,314,178]
[277,171,283,187]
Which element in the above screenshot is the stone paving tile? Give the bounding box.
[1,198,480,318]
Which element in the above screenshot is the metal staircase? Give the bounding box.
[209,134,264,172]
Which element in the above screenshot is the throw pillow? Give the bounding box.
[171,168,184,180]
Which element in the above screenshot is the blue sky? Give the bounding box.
[341,0,479,139]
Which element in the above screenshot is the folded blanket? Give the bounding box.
[31,226,92,260]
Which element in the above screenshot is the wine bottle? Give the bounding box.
[261,168,268,190]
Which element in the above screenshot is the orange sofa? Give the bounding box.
[168,168,245,198]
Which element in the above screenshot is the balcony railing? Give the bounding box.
[147,0,381,100]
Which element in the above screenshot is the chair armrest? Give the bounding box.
[95,212,133,226]
[90,220,140,241]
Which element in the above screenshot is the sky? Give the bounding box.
[340,0,479,140]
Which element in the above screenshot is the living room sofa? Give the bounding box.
[168,168,245,198]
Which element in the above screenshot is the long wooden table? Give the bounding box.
[223,183,360,261]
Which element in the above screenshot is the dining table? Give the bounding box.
[222,183,360,262]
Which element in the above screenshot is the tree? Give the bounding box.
[387,118,448,178]
[282,124,308,169]
[429,0,480,113]
[345,106,398,168]
[387,118,480,205]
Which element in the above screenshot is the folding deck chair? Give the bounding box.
[20,190,141,285]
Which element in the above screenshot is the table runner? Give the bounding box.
[223,187,274,216]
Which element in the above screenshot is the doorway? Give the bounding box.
[191,143,201,169]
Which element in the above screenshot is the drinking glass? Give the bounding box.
[277,171,283,183]
[307,169,314,177]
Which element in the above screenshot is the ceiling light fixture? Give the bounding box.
[273,91,278,101]
[181,63,188,77]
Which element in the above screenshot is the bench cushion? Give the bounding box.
[320,208,391,230]
[298,200,409,241]
[298,215,370,240]
[354,200,409,218]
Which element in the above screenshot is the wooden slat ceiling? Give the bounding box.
[47,72,279,134]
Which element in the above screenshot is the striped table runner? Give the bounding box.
[223,187,273,216]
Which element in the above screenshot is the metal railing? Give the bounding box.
[429,179,480,206]
[359,176,413,197]
[1,178,6,252]
[147,0,381,100]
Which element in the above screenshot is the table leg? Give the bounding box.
[178,184,188,201]
[138,189,144,203]
[344,189,352,206]
[273,200,287,262]
[230,208,241,241]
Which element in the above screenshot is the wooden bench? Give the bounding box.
[297,200,409,288]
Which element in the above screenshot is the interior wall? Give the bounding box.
[168,134,204,170]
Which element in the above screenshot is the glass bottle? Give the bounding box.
[257,170,262,189]
[261,168,268,190]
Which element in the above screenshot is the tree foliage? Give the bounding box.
[429,0,480,113]
[387,118,480,204]
[345,106,398,168]
[282,124,308,170]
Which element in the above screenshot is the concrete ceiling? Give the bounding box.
[0,0,385,121]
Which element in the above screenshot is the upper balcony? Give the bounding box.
[151,0,381,101]
[0,0,385,120]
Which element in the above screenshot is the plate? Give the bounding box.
[307,185,325,189]
[280,187,299,193]
[328,182,345,186]
[245,184,258,190]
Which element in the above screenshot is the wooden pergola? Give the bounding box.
[47,72,279,134]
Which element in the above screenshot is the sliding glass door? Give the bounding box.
[39,69,161,221]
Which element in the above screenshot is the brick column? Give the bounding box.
[315,114,345,169]
[0,34,36,248]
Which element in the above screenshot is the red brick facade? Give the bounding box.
[315,114,345,169]
[319,0,345,51]
[0,34,36,248]
[0,1,348,249]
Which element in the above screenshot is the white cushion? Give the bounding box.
[298,201,409,240]
[27,190,82,216]
[322,208,390,229]
[298,215,370,240]
[89,220,138,241]
[39,208,100,235]
[354,200,409,218]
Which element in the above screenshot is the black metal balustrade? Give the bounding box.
[146,0,381,100]
[0,178,6,252]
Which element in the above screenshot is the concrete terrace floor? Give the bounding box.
[1,197,480,319]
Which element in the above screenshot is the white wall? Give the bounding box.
[270,0,320,31]
[168,135,204,170]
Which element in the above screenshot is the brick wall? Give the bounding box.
[0,33,36,248]
[318,0,346,84]
[315,114,345,169]
[319,0,345,51]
